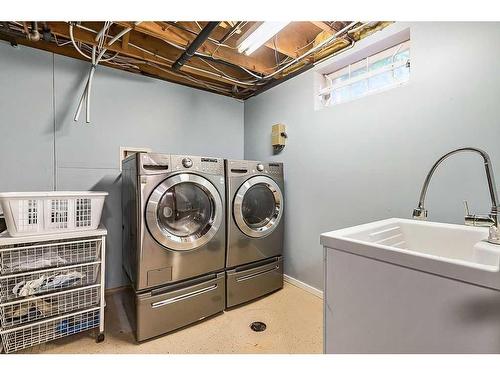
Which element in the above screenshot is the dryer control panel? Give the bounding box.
[171,155,224,175]
[226,159,283,179]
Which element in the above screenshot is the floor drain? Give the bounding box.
[250,321,267,332]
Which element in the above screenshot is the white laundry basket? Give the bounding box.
[0,192,108,237]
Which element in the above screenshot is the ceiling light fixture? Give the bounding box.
[238,22,290,55]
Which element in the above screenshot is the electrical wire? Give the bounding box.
[197,58,266,86]
[146,61,234,93]
[73,21,141,123]
[69,23,92,60]
[70,22,269,87]
[253,21,360,80]
[61,21,364,98]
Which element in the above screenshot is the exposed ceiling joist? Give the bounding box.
[121,31,129,49]
[116,21,276,75]
[48,22,172,67]
[310,21,337,33]
[1,21,391,100]
[263,22,321,58]
[47,22,254,89]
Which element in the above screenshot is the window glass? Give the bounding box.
[350,80,368,99]
[351,60,367,77]
[332,73,349,86]
[320,40,410,107]
[369,55,392,71]
[395,49,410,62]
[394,65,410,82]
[369,71,393,91]
[332,86,350,104]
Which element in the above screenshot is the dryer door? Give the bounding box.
[233,176,283,238]
[146,173,223,251]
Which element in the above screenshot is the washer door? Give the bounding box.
[146,174,223,251]
[233,176,283,238]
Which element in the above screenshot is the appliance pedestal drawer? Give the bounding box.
[226,256,283,308]
[133,272,225,342]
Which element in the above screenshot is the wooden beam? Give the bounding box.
[47,22,255,88]
[121,31,129,49]
[0,34,236,97]
[264,22,321,58]
[116,21,276,75]
[47,22,174,66]
[310,22,336,34]
[117,21,189,46]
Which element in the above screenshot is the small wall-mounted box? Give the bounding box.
[272,124,286,147]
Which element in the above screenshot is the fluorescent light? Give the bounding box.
[238,22,290,55]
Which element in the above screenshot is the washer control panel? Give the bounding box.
[171,155,224,175]
[227,160,283,178]
[268,163,282,177]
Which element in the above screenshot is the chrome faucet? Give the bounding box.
[412,147,500,245]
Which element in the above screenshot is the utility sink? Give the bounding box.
[321,218,500,289]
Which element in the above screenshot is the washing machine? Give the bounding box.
[122,153,226,341]
[225,159,284,308]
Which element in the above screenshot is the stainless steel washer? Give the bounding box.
[225,159,285,308]
[122,153,226,341]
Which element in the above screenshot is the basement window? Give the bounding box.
[318,40,410,107]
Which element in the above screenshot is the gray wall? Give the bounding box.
[244,22,500,290]
[2,22,500,292]
[0,42,244,288]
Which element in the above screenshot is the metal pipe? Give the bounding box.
[172,21,220,71]
[86,46,97,123]
[218,21,243,45]
[42,22,51,41]
[164,21,238,47]
[67,22,297,87]
[68,21,363,95]
[27,21,40,41]
[74,81,88,121]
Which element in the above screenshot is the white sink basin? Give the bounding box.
[321,218,500,289]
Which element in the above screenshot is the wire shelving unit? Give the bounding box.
[0,227,106,354]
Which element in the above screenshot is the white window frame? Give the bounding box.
[313,25,411,110]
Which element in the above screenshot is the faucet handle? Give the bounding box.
[463,200,495,227]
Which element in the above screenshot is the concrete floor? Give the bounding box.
[18,282,323,354]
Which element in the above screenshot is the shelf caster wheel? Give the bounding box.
[96,333,105,343]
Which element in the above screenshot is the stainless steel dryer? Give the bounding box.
[225,159,284,308]
[122,153,226,341]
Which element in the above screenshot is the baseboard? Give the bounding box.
[284,274,323,299]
